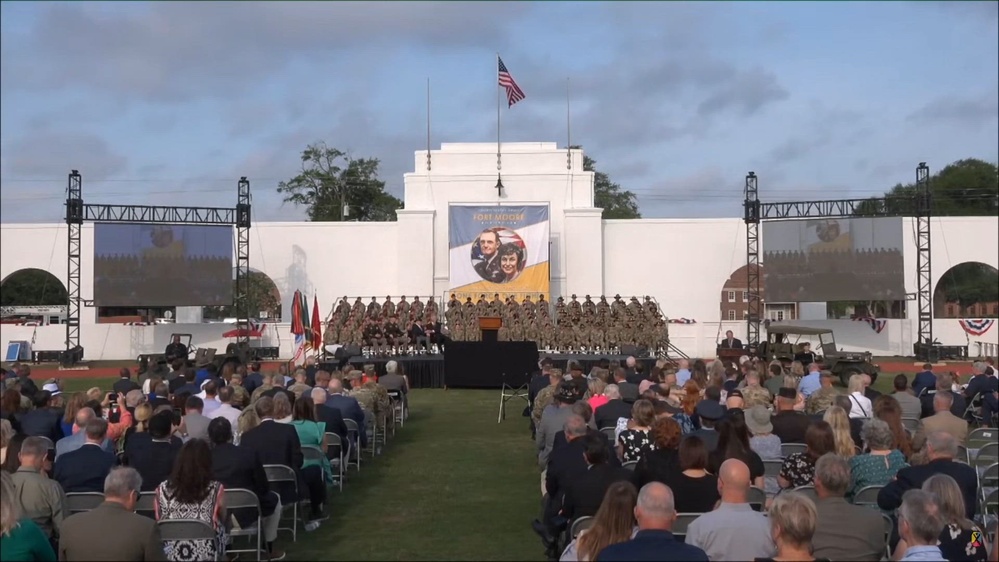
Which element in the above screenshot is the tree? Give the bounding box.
[0,269,67,306]
[203,272,281,320]
[857,158,999,217]
[935,262,999,312]
[277,142,403,222]
[573,146,641,219]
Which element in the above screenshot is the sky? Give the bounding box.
[1,1,997,223]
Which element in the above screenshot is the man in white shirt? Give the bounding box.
[685,459,776,561]
[207,386,241,429]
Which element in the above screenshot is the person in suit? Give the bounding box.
[53,418,116,493]
[771,388,811,444]
[58,467,165,561]
[181,395,211,442]
[54,407,113,461]
[243,362,265,396]
[237,397,312,529]
[594,385,634,430]
[207,418,284,561]
[919,372,967,419]
[535,415,590,551]
[911,364,937,398]
[17,391,63,442]
[878,431,979,520]
[562,433,633,521]
[890,374,923,421]
[326,378,367,448]
[123,411,183,491]
[594,482,708,561]
[613,368,640,404]
[913,391,969,450]
[408,320,429,352]
[719,330,743,350]
[113,368,142,396]
[312,387,349,452]
[472,229,505,283]
[965,360,999,403]
[810,453,886,561]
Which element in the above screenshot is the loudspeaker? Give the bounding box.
[334,345,362,360]
[195,348,217,366]
[620,344,648,358]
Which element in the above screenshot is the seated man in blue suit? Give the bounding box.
[54,417,117,493]
[53,407,114,461]
[911,364,937,398]
[595,482,708,561]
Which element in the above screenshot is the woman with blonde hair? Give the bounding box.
[123,402,154,451]
[0,471,56,560]
[822,406,856,459]
[891,474,989,561]
[766,491,820,561]
[235,405,260,444]
[707,360,727,389]
[587,379,608,412]
[0,420,12,466]
[789,361,805,380]
[846,374,872,419]
[560,481,638,562]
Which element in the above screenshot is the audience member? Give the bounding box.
[913,391,968,450]
[58,467,165,561]
[53,418,115,493]
[18,391,63,443]
[594,385,633,430]
[686,459,775,560]
[207,418,284,561]
[822,406,857,459]
[543,415,591,527]
[708,411,765,488]
[154,439,226,561]
[919,373,967,419]
[878,431,978,519]
[326,378,367,447]
[199,381,221,416]
[206,386,240,428]
[312,387,349,452]
[810,453,885,561]
[896,474,990,561]
[846,375,873,419]
[911,364,937,399]
[895,490,945,562]
[561,481,637,562]
[0,471,56,561]
[181,396,210,442]
[849,418,908,497]
[891,375,923,421]
[594,482,708,561]
[289,395,331,522]
[617,400,657,462]
[873,395,914,460]
[805,371,838,415]
[686,399,724,451]
[797,363,822,398]
[562,434,632,521]
[113,368,142,396]
[123,411,183,492]
[762,491,821,562]
[9,436,64,541]
[538,384,579,470]
[772,388,811,444]
[54,407,112,460]
[632,417,681,489]
[660,436,719,513]
[778,421,835,489]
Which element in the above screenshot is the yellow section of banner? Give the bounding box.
[449,262,550,303]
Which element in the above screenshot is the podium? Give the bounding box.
[716,347,745,361]
[480,316,502,343]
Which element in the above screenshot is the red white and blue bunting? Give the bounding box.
[852,317,887,334]
[123,322,154,326]
[959,319,995,337]
[668,318,696,324]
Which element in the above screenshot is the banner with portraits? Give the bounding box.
[447,205,550,302]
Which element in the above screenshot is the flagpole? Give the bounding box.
[566,77,572,170]
[496,53,502,183]
[426,77,432,171]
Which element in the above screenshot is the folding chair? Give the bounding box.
[343,418,362,471]
[622,460,638,471]
[64,492,105,514]
[671,513,702,542]
[984,487,998,518]
[958,444,971,464]
[763,459,783,479]
[599,427,616,442]
[793,485,818,501]
[780,443,807,458]
[980,463,998,508]
[223,488,263,562]
[880,512,893,560]
[570,516,594,538]
[263,464,299,543]
[968,428,999,457]
[747,486,766,511]
[974,443,999,466]
[325,432,345,492]
[135,491,156,519]
[853,485,883,508]
[900,417,920,432]
[387,390,405,428]
[157,519,221,561]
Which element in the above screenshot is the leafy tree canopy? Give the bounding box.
[203,271,281,320]
[277,142,403,222]
[857,158,998,216]
[935,262,999,312]
[0,269,67,306]
[573,146,641,219]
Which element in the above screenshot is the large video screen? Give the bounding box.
[93,224,233,307]
[762,217,905,302]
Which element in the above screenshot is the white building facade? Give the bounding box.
[2,142,997,360]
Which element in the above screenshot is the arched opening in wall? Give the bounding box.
[202,269,282,321]
[719,264,797,322]
[933,262,999,318]
[0,269,68,325]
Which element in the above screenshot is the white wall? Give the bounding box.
[2,143,997,361]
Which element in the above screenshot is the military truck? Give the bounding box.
[761,324,879,385]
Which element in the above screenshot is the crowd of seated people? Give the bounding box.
[0,357,410,561]
[763,248,905,302]
[526,354,999,561]
[323,296,447,356]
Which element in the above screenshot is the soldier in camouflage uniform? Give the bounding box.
[644,296,658,318]
[522,295,536,320]
[531,369,562,427]
[741,371,773,409]
[596,296,610,317]
[590,324,606,352]
[352,297,365,317]
[365,297,381,319]
[582,295,596,317]
[805,371,840,415]
[382,296,396,319]
[489,294,503,317]
[537,295,550,320]
[423,296,437,320]
[568,295,582,319]
[462,297,475,322]
[611,294,625,318]
[366,379,392,428]
[397,296,410,321]
[407,296,419,320]
[335,297,351,320]
[554,297,567,323]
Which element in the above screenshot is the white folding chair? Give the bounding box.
[263,464,299,542]
[157,519,221,561]
[64,492,105,514]
[223,488,263,562]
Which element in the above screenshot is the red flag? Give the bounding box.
[290,290,304,336]
[311,295,322,352]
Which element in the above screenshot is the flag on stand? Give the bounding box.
[301,292,312,353]
[310,295,322,356]
[291,290,306,365]
[498,56,525,107]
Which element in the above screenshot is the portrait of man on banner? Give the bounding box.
[471,227,527,284]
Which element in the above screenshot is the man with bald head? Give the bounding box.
[595,482,707,561]
[312,387,348,452]
[878,431,980,519]
[54,406,113,460]
[685,459,775,560]
[326,377,366,448]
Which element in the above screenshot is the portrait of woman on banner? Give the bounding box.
[497,242,526,283]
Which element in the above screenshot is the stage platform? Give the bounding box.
[319,353,656,389]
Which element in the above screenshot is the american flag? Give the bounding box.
[498,56,525,107]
